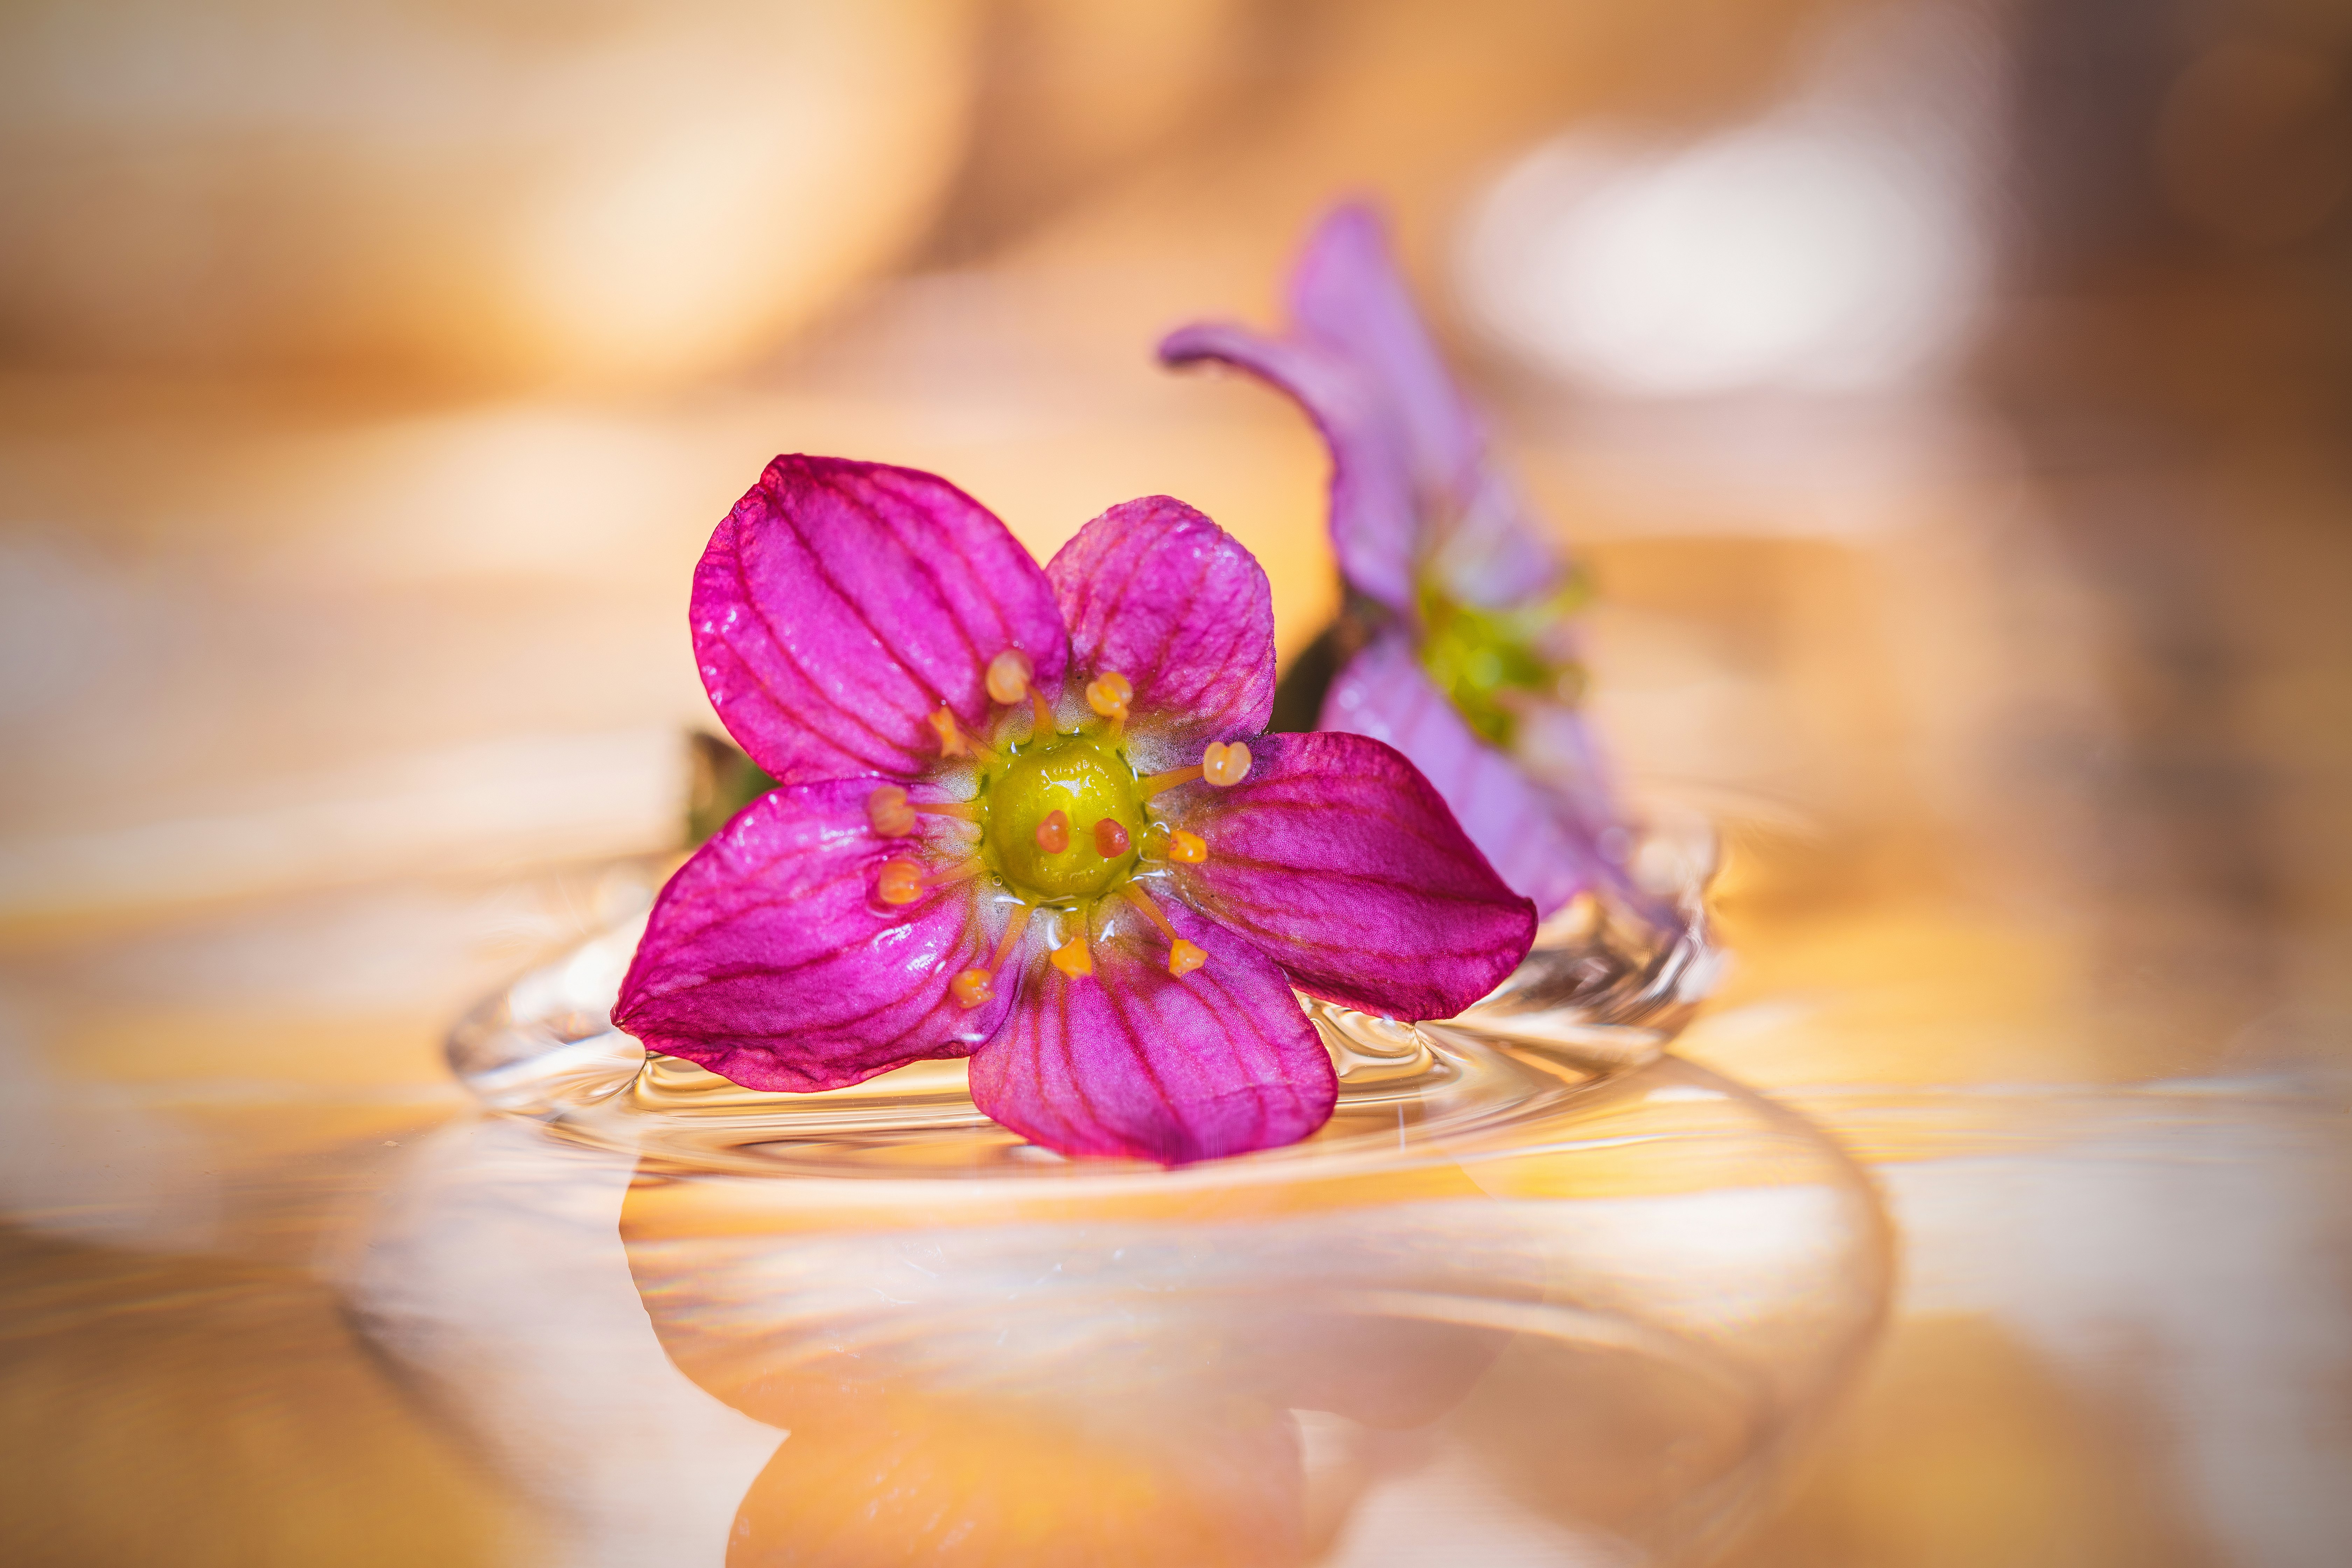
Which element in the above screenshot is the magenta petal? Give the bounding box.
[1164,730,1537,1019]
[1045,495,1275,762]
[693,456,1069,784]
[613,780,1011,1090]
[1157,322,1420,613]
[1321,631,1601,919]
[969,904,1336,1164]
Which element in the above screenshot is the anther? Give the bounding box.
[866,784,916,837]
[1094,818,1130,858]
[1120,884,1208,979]
[1167,828,1207,864]
[950,902,1034,1009]
[877,859,925,905]
[928,708,968,758]
[1035,809,1070,855]
[1202,741,1252,787]
[985,649,1034,706]
[1050,932,1094,978]
[1085,671,1133,720]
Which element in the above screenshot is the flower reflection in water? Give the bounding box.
[350,902,1891,1567]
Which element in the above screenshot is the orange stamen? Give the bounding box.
[912,799,981,821]
[1120,884,1206,978]
[926,856,986,891]
[1029,687,1059,738]
[1035,808,1070,854]
[1050,931,1094,978]
[988,902,1033,971]
[1085,671,1133,720]
[1139,765,1203,799]
[985,649,1034,706]
[1094,817,1130,857]
[866,784,916,837]
[1201,741,1252,787]
[952,902,1034,1010]
[877,859,925,905]
[1167,828,1207,864]
[928,708,969,759]
[1121,883,1176,937]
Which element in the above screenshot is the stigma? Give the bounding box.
[982,734,1144,902]
[908,649,1250,999]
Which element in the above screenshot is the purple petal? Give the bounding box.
[1321,631,1604,918]
[1045,495,1275,768]
[1290,207,1569,609]
[693,456,1069,784]
[613,779,1010,1090]
[1500,682,1626,847]
[1163,209,1572,612]
[969,901,1336,1164]
[1157,321,1420,612]
[1286,203,1484,497]
[1424,466,1570,610]
[1161,729,1537,1018]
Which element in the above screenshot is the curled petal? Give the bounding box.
[970,901,1336,1164]
[614,780,1011,1090]
[1163,207,1563,611]
[1046,495,1275,766]
[693,456,1069,784]
[1157,322,1419,613]
[1321,631,1606,918]
[1290,205,1564,608]
[1163,730,1536,1018]
[1286,202,1484,498]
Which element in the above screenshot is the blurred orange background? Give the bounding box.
[2,1,2348,1564]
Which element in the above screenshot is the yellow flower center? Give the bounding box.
[1415,570,1591,750]
[873,652,1256,1002]
[982,734,1145,902]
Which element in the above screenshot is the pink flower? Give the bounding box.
[1162,204,1630,920]
[613,456,1535,1164]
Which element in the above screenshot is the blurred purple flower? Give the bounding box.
[614,455,1534,1164]
[1162,204,1628,919]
